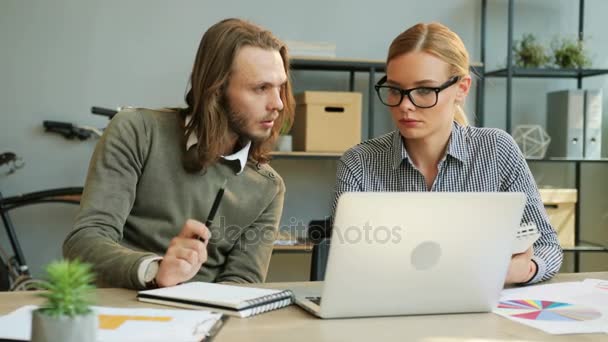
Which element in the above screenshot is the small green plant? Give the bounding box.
[279,117,292,135]
[551,37,591,69]
[36,260,95,318]
[513,33,550,68]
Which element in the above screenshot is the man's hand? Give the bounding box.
[156,219,211,287]
[504,247,537,285]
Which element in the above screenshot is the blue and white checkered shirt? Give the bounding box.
[332,122,563,284]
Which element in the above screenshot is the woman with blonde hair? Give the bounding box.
[332,22,562,285]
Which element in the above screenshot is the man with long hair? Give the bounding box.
[64,18,295,289]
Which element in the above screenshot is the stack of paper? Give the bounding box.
[493,278,608,335]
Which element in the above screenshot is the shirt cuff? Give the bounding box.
[137,256,163,287]
[524,256,545,284]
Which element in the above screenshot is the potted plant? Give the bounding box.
[551,36,591,69]
[31,259,96,342]
[275,117,293,152]
[513,33,550,68]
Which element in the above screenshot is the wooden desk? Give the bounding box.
[1,272,607,341]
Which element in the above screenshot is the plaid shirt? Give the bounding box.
[332,122,563,284]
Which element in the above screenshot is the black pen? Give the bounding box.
[200,179,227,243]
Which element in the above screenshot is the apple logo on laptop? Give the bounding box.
[410,241,442,271]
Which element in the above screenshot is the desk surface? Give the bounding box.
[1,272,607,342]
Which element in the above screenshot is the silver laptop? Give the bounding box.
[296,192,526,319]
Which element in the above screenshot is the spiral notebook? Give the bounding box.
[137,282,294,318]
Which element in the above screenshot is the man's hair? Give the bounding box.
[387,22,470,126]
[181,18,295,172]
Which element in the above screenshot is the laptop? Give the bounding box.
[296,192,527,319]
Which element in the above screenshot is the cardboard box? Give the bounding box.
[539,189,577,247]
[292,91,362,152]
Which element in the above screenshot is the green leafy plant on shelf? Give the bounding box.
[279,115,293,135]
[31,259,97,342]
[513,33,550,68]
[551,36,591,69]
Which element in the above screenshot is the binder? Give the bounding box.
[546,90,584,158]
[583,89,603,159]
[137,282,294,318]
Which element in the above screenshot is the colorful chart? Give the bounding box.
[497,300,601,322]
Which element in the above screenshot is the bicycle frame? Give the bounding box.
[0,187,83,290]
[0,105,114,290]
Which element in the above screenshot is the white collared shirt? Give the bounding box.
[185,115,251,175]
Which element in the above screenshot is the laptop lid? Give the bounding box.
[318,192,526,318]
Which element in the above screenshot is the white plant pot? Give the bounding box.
[31,310,97,342]
[275,135,293,152]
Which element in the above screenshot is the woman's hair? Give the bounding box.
[181,18,295,173]
[387,22,470,126]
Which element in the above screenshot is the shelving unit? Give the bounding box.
[480,0,608,270]
[290,57,382,141]
[480,0,608,132]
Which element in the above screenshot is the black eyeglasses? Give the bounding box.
[374,75,460,108]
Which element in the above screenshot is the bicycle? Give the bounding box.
[0,106,118,291]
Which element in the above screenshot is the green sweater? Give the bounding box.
[63,109,285,289]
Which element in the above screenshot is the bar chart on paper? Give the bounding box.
[496,300,602,322]
[98,314,173,329]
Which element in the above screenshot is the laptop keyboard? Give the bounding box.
[306,296,322,305]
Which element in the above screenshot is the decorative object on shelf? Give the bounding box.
[582,89,603,159]
[513,33,550,68]
[292,91,362,153]
[286,40,336,59]
[538,188,577,247]
[512,125,551,159]
[275,135,293,152]
[275,119,293,152]
[31,259,96,342]
[546,89,603,159]
[551,36,591,69]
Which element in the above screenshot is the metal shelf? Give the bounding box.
[290,57,385,72]
[271,151,342,159]
[526,158,608,163]
[485,68,608,78]
[563,242,608,253]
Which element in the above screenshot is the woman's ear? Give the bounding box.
[455,74,472,103]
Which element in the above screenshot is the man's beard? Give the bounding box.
[227,110,274,142]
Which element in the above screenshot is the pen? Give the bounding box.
[200,178,227,243]
[203,315,229,341]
